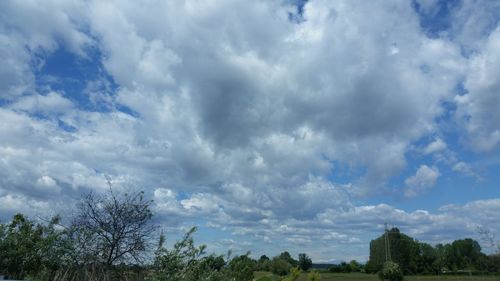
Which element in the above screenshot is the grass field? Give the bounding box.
[254,272,500,281]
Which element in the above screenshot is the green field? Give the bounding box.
[254,272,500,281]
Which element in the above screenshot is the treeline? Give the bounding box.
[327,260,363,273]
[366,228,500,274]
[255,251,313,276]
[0,189,260,281]
[1,188,499,280]
[0,188,320,281]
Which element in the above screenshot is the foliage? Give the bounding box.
[271,257,292,276]
[73,188,155,266]
[329,262,353,273]
[0,214,69,280]
[298,253,313,271]
[228,254,256,281]
[485,254,500,272]
[202,255,226,271]
[151,227,216,281]
[281,266,301,281]
[368,228,488,274]
[150,227,256,281]
[279,251,298,267]
[378,262,404,281]
[349,260,361,272]
[307,270,321,281]
[258,255,271,271]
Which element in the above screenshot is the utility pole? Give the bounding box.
[384,222,392,262]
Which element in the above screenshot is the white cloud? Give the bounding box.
[457,27,500,151]
[405,165,440,197]
[0,33,34,99]
[448,1,500,53]
[452,161,477,178]
[423,138,447,154]
[10,92,74,115]
[0,0,499,262]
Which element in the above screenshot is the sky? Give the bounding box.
[0,0,500,263]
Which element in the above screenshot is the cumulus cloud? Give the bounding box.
[452,161,477,178]
[423,138,447,154]
[0,0,499,262]
[457,27,500,151]
[404,165,440,197]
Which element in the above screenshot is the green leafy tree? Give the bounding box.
[349,260,360,272]
[151,227,257,281]
[368,228,425,274]
[279,251,298,267]
[271,256,292,276]
[228,254,256,281]
[0,214,68,280]
[152,227,212,281]
[258,255,271,271]
[417,243,437,274]
[378,261,404,281]
[486,254,500,272]
[449,238,484,270]
[202,255,226,271]
[298,253,312,271]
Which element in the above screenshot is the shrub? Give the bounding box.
[228,254,256,281]
[378,262,404,281]
[271,257,292,276]
[281,267,301,281]
[307,270,321,281]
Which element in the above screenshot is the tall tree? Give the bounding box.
[73,188,155,266]
[298,253,312,271]
[279,251,298,267]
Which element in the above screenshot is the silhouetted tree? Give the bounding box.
[73,188,155,266]
[298,253,312,271]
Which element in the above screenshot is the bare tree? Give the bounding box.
[73,187,155,266]
[477,227,499,254]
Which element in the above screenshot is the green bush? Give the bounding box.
[271,257,292,276]
[378,262,404,281]
[228,254,256,281]
[307,270,321,281]
[281,267,301,281]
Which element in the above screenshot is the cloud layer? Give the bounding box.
[1,0,499,261]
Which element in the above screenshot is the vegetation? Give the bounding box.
[256,272,500,281]
[307,270,321,281]
[378,262,404,281]
[72,189,156,266]
[1,188,499,281]
[0,214,68,279]
[366,227,497,275]
[281,267,302,281]
[298,253,313,271]
[271,256,293,276]
[328,261,362,273]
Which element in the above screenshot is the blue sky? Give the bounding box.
[1,0,500,263]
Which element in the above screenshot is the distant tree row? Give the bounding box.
[328,260,363,273]
[366,228,500,274]
[255,251,313,276]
